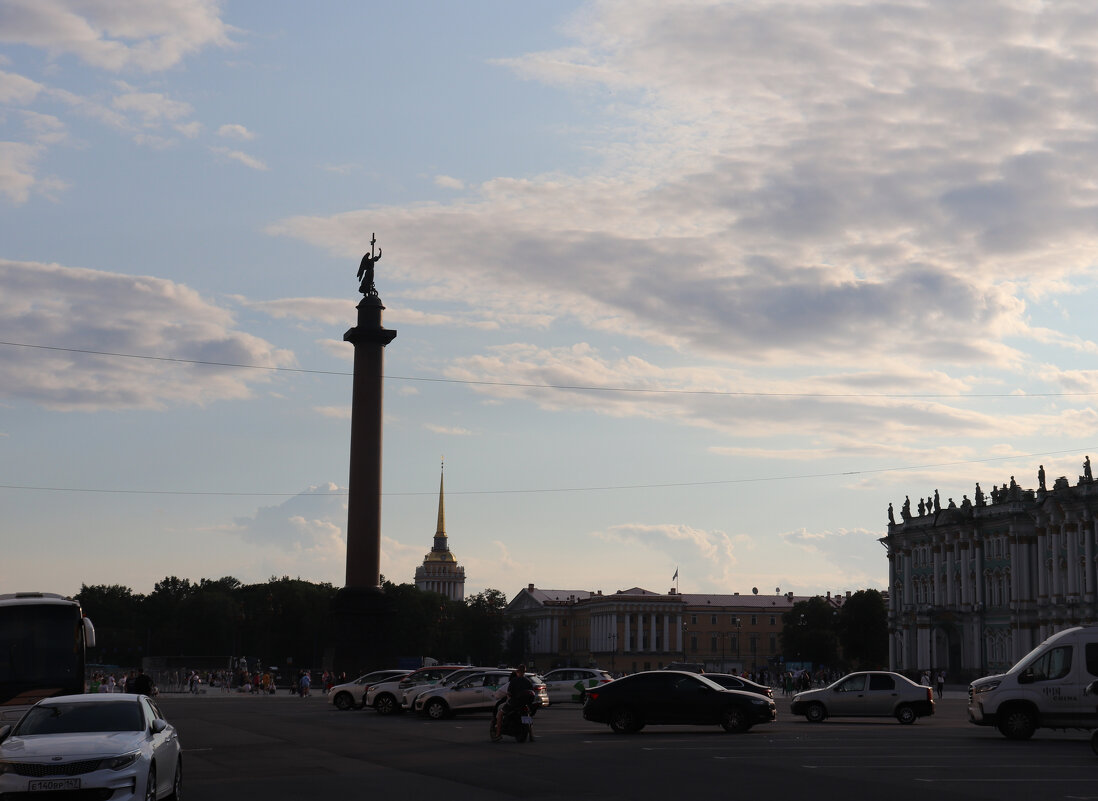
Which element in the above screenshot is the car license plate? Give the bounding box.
[520,715,533,724]
[29,778,81,791]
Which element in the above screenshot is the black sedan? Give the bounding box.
[703,673,774,699]
[582,670,776,733]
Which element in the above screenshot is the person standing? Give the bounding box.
[936,670,946,698]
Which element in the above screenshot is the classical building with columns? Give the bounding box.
[882,463,1098,679]
[506,584,832,674]
[413,468,466,602]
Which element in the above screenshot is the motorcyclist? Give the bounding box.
[494,664,535,739]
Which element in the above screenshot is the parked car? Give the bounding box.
[400,666,495,711]
[791,671,934,724]
[328,669,412,710]
[703,673,774,699]
[541,668,614,703]
[582,670,776,733]
[0,693,182,800]
[365,665,466,715]
[415,669,513,718]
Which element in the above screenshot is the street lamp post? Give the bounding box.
[682,624,688,662]
[733,616,741,672]
[608,633,617,674]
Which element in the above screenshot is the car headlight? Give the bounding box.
[104,752,140,771]
[973,681,1000,694]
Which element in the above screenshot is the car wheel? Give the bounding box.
[425,699,449,720]
[144,765,157,801]
[333,692,355,711]
[895,704,917,725]
[720,706,750,733]
[168,758,182,800]
[804,702,826,722]
[374,693,398,715]
[997,705,1037,740]
[609,707,641,733]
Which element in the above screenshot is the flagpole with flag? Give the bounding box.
[673,567,678,593]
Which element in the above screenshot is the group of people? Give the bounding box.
[920,669,947,698]
[87,669,154,695]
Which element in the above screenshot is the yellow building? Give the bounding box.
[413,468,466,601]
[506,584,837,674]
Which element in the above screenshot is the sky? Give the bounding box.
[4,0,1098,603]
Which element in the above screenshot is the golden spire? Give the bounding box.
[436,459,446,537]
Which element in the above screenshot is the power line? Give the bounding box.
[0,340,1093,399]
[0,446,1090,498]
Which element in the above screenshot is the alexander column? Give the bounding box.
[343,233,396,589]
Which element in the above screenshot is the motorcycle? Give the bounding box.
[490,698,537,743]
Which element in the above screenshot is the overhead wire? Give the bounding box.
[1,340,1094,399]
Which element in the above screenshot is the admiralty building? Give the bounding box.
[883,460,1098,679]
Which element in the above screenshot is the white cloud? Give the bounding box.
[0,142,42,203]
[0,69,44,104]
[0,259,295,410]
[0,0,234,72]
[209,145,268,171]
[314,405,351,420]
[423,423,474,436]
[434,174,464,190]
[112,88,193,124]
[218,123,255,141]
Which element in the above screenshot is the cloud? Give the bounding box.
[780,526,885,587]
[0,259,295,410]
[314,405,350,420]
[423,423,474,436]
[0,69,44,104]
[209,146,268,171]
[0,0,234,72]
[218,123,255,141]
[112,87,193,124]
[230,484,346,547]
[0,142,43,203]
[434,174,464,190]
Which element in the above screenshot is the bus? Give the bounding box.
[0,592,96,723]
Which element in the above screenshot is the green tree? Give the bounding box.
[76,584,145,666]
[836,589,888,669]
[781,597,839,667]
[459,589,508,665]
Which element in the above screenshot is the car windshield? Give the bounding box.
[16,702,144,735]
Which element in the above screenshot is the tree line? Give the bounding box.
[76,575,515,673]
[779,589,889,671]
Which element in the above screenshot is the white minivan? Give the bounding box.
[968,624,1098,740]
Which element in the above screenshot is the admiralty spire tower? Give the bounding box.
[414,465,466,601]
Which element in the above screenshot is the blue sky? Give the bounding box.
[4,0,1098,601]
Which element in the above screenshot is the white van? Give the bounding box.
[968,625,1098,740]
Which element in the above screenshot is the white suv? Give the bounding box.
[365,666,466,715]
[541,668,614,704]
[414,670,513,719]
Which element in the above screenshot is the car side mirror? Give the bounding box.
[1086,680,1098,696]
[0,724,10,743]
[150,719,168,734]
[1017,670,1034,685]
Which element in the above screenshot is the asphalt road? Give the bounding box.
[158,689,1098,801]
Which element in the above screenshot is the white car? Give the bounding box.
[400,666,493,711]
[414,670,512,718]
[365,666,466,715]
[541,668,614,703]
[328,669,411,711]
[0,693,182,801]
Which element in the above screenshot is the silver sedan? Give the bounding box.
[0,693,181,800]
[790,671,934,724]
